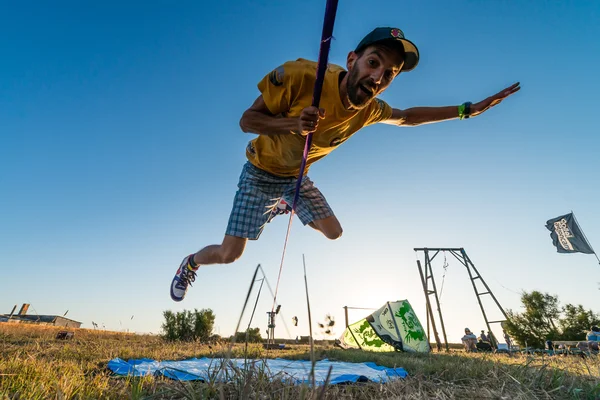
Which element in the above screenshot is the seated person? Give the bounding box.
[480,330,488,342]
[461,328,477,352]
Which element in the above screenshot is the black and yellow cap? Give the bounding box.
[355,27,420,72]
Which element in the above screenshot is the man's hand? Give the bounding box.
[297,106,325,136]
[471,82,520,117]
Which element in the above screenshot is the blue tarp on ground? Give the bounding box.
[108,357,408,385]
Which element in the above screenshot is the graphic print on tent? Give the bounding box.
[395,301,426,344]
[338,300,430,353]
[355,320,390,348]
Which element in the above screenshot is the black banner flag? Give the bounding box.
[545,213,594,254]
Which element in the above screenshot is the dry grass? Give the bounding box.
[1,323,599,399]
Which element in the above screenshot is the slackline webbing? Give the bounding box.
[271,0,339,313]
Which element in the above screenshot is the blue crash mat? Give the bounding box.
[108,357,408,384]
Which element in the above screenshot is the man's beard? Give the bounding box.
[346,68,375,110]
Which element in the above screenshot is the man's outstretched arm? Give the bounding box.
[381,82,520,127]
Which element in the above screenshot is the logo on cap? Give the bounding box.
[390,28,403,38]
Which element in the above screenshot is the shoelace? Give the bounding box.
[177,268,197,288]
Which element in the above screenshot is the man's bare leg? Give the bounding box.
[192,235,248,265]
[171,235,248,302]
[308,215,343,240]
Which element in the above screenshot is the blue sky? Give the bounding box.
[1,0,599,343]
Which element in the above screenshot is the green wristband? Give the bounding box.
[458,103,466,120]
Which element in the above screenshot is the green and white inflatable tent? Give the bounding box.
[338,300,430,353]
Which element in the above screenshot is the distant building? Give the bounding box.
[1,303,82,328]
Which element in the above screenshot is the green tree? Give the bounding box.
[559,304,600,340]
[233,327,263,343]
[192,308,216,342]
[504,291,599,348]
[162,310,178,342]
[504,291,561,348]
[161,308,215,342]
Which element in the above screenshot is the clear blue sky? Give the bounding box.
[2,0,599,343]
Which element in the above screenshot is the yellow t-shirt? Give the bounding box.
[245,58,393,177]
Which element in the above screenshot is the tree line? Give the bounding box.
[161,308,262,343]
[504,290,599,348]
[160,291,599,350]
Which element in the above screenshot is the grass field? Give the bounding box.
[1,323,599,399]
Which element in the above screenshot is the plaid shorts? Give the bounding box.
[226,162,334,240]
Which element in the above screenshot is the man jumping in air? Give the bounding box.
[170,27,520,301]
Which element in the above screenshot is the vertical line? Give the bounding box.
[270,0,340,314]
[303,254,316,387]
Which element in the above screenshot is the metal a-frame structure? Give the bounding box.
[415,247,508,352]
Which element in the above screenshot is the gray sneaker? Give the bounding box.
[170,255,197,302]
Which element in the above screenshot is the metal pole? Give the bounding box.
[303,255,316,387]
[417,259,442,351]
[342,306,364,350]
[425,249,449,352]
[344,306,349,328]
[463,251,509,320]
[426,300,430,345]
[459,249,496,348]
